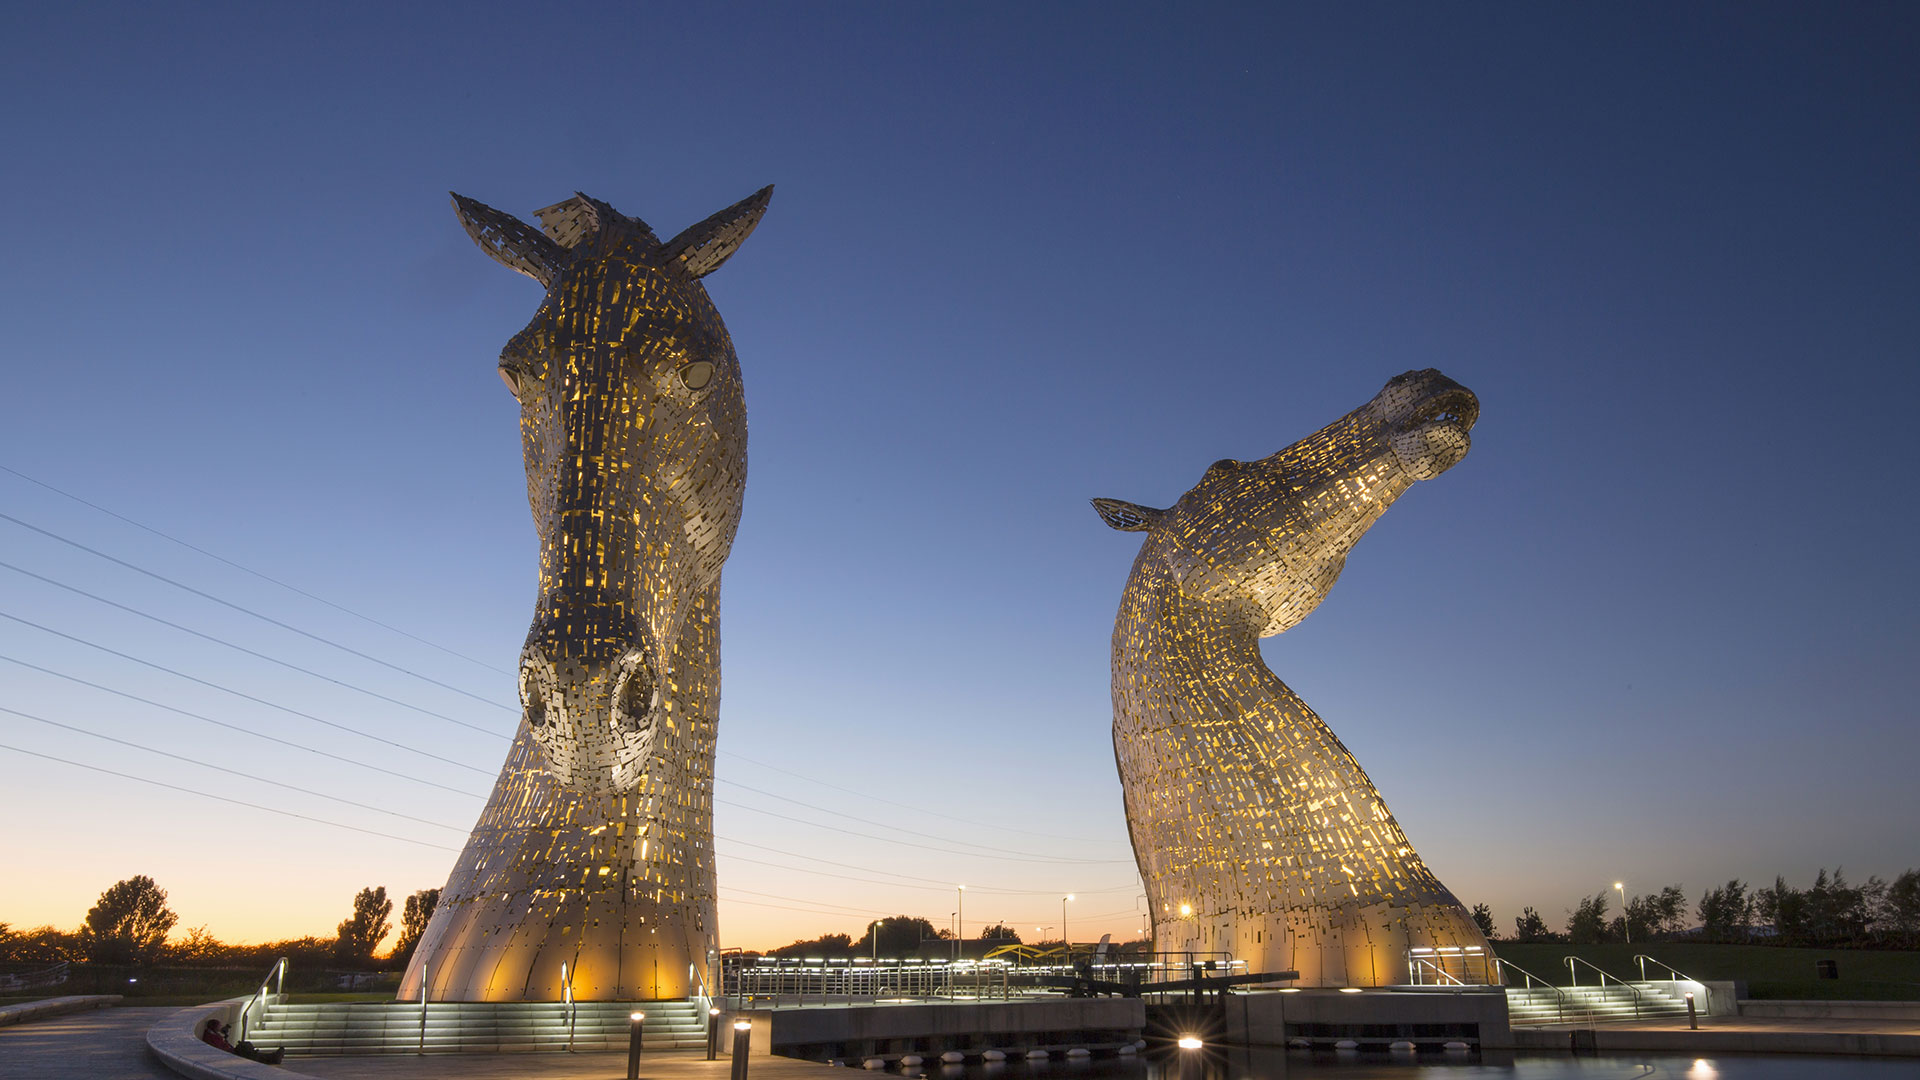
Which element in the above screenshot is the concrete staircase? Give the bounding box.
[244,999,709,1056]
[1505,982,1697,1025]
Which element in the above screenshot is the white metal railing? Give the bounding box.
[1634,953,1711,1013]
[0,962,69,992]
[1564,956,1643,1018]
[1405,945,1497,985]
[1495,958,1574,1024]
[1409,957,1467,986]
[235,957,287,1043]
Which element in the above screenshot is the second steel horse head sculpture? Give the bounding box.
[1095,369,1495,987]
[401,185,770,1001]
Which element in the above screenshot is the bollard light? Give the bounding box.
[1685,991,1698,1030]
[730,1019,753,1080]
[1176,1037,1203,1050]
[627,1011,646,1080]
[707,1006,722,1061]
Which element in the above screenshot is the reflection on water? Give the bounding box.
[880,1046,1915,1080]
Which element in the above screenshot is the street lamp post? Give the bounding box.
[1614,882,1630,944]
[873,918,884,962]
[1062,894,1074,953]
[956,885,965,961]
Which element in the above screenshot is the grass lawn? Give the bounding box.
[1492,941,1920,1000]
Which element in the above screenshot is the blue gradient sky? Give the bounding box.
[2,3,1915,949]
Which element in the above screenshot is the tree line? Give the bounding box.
[0,875,442,971]
[1476,867,1920,948]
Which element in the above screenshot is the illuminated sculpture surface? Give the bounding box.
[1095,369,1495,987]
[399,186,770,1002]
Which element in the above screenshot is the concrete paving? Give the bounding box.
[292,1048,837,1080]
[1512,1013,1920,1056]
[0,1006,179,1080]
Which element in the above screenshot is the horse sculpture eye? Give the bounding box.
[679,361,713,391]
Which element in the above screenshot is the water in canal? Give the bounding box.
[881,1046,1913,1079]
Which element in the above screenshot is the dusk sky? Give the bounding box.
[2,4,1915,952]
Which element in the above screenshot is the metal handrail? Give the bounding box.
[1410,957,1467,986]
[560,962,576,1051]
[1564,956,1643,1018]
[235,957,287,1043]
[1634,954,1711,1013]
[1493,958,1570,1023]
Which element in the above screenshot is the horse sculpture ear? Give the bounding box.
[1092,498,1165,532]
[451,193,566,287]
[661,186,773,278]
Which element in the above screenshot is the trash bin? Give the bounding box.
[1815,959,1839,980]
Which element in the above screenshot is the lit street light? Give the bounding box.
[1062,894,1074,952]
[1615,882,1629,944]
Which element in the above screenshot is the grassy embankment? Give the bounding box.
[1492,942,1920,1001]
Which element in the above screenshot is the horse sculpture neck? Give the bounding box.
[1100,369,1494,988]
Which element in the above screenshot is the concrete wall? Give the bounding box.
[730,1000,1143,1061]
[1738,999,1920,1021]
[1224,989,1512,1049]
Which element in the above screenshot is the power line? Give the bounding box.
[0,511,511,712]
[1,559,507,739]
[0,742,458,852]
[717,799,1132,865]
[3,705,466,834]
[0,611,495,776]
[719,776,1128,862]
[715,833,1137,896]
[720,750,1125,847]
[0,652,485,798]
[0,463,506,674]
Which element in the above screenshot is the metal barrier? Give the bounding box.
[0,962,69,993]
[1564,956,1643,1018]
[723,951,1248,1006]
[235,957,287,1043]
[1405,945,1497,985]
[1634,953,1711,1013]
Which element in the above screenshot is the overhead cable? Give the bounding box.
[1,560,506,738]
[0,463,506,674]
[0,742,457,851]
[0,611,493,776]
[0,511,511,712]
[4,705,466,833]
[0,653,484,798]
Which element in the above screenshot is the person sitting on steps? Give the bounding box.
[200,1017,285,1066]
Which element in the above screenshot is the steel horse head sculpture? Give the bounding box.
[1096,369,1496,987]
[400,186,770,1002]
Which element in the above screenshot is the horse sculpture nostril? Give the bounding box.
[525,699,547,728]
[615,659,658,731]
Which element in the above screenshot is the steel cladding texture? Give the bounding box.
[1095,369,1497,987]
[399,187,770,1002]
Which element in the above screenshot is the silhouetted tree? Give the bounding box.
[1696,880,1754,942]
[979,922,1022,942]
[769,932,854,958]
[79,875,177,964]
[1879,870,1920,946]
[391,888,440,967]
[1512,907,1556,943]
[334,886,392,968]
[1470,904,1497,940]
[854,916,945,957]
[1566,893,1610,944]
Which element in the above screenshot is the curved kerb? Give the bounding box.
[145,999,326,1080]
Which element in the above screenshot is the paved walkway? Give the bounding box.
[0,1006,178,1080]
[295,1049,835,1080]
[1513,1013,1920,1056]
